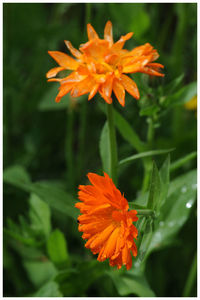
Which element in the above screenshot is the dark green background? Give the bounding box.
[3,3,197,297]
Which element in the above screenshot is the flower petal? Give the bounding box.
[48,51,79,70]
[87,23,99,40]
[113,79,125,106]
[46,66,65,78]
[90,223,115,250]
[64,40,82,58]
[104,20,113,46]
[88,84,99,100]
[120,74,140,100]
[55,83,74,102]
[112,32,133,51]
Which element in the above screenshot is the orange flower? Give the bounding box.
[46,21,164,106]
[75,172,138,270]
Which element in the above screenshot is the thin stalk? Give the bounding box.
[106,103,118,185]
[147,118,154,146]
[76,3,91,178]
[183,252,197,297]
[141,117,155,193]
[65,108,75,188]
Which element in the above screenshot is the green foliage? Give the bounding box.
[3,2,197,298]
[113,108,146,153]
[107,269,155,297]
[119,148,174,166]
[99,121,110,174]
[29,194,51,238]
[4,165,78,220]
[47,229,69,268]
[163,81,197,107]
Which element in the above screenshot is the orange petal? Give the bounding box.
[103,227,120,258]
[87,23,99,40]
[140,66,164,77]
[64,40,82,58]
[147,62,164,69]
[113,79,125,106]
[104,21,113,46]
[48,51,79,70]
[70,77,93,98]
[112,32,133,51]
[46,66,65,78]
[55,83,74,102]
[88,84,99,101]
[120,74,140,100]
[90,224,115,250]
[101,75,113,99]
[99,88,113,104]
[47,78,62,82]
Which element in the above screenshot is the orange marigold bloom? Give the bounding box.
[46,21,164,106]
[75,172,138,270]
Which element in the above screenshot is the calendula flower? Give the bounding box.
[47,21,164,106]
[75,172,138,270]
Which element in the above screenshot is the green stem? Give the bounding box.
[141,158,152,193]
[183,252,197,297]
[147,117,154,146]
[77,99,87,178]
[76,3,92,179]
[65,108,75,188]
[141,117,155,193]
[106,103,118,185]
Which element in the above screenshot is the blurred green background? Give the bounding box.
[3,3,197,297]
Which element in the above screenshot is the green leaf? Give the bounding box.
[113,109,146,153]
[23,260,58,288]
[148,169,197,253]
[119,148,174,166]
[163,73,184,95]
[107,269,155,297]
[33,281,63,297]
[3,164,31,191]
[140,105,160,117]
[47,229,69,268]
[158,155,170,210]
[38,84,86,111]
[29,193,51,237]
[163,81,197,107]
[3,165,78,220]
[170,151,197,172]
[99,121,110,174]
[30,182,78,220]
[147,161,161,211]
[4,227,38,247]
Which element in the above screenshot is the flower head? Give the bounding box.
[47,21,164,106]
[75,172,138,270]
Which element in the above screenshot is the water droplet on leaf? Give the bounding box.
[181,186,187,193]
[186,199,193,209]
